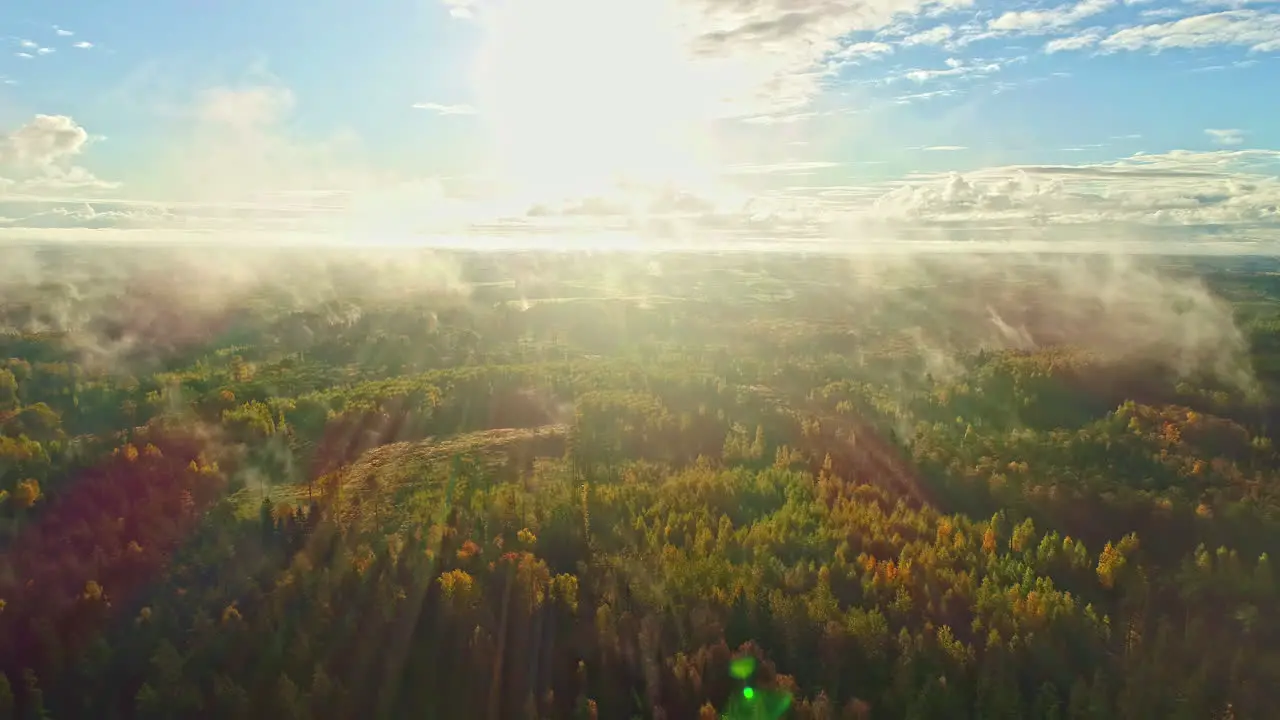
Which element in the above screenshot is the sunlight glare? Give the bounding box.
[471,0,730,206]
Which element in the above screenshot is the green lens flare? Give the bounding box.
[743,687,754,700]
[729,656,756,680]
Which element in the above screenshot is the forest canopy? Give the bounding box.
[0,246,1278,719]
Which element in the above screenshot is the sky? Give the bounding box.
[0,0,1278,252]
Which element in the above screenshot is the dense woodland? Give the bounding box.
[2,248,1280,718]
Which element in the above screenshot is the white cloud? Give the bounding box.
[1045,28,1104,52]
[412,102,478,116]
[0,115,116,193]
[443,0,479,18]
[724,161,841,175]
[833,41,895,61]
[901,57,1005,83]
[740,111,821,125]
[54,26,74,36]
[19,40,38,49]
[868,150,1280,238]
[901,24,955,46]
[1188,0,1279,7]
[37,47,55,56]
[1140,7,1187,19]
[8,141,1280,255]
[1206,128,1245,145]
[990,0,1115,33]
[15,53,33,60]
[1098,10,1280,53]
[896,88,961,103]
[923,145,968,151]
[150,84,370,204]
[73,41,94,49]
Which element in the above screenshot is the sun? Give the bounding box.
[468,0,731,205]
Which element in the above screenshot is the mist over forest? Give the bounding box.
[2,245,1280,719]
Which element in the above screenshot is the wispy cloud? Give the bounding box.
[412,102,477,116]
[901,25,955,46]
[37,47,55,56]
[724,161,841,176]
[833,41,895,61]
[896,88,961,103]
[54,26,74,37]
[1098,10,1280,53]
[73,41,94,49]
[1206,128,1245,145]
[901,57,1006,83]
[990,0,1116,33]
[1045,28,1104,52]
[922,145,968,151]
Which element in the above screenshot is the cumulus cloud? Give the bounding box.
[1206,128,1245,145]
[73,41,93,49]
[0,115,117,192]
[8,144,1280,254]
[867,150,1280,239]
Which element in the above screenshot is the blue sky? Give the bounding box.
[1,0,1278,251]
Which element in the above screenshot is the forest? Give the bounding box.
[1,246,1279,719]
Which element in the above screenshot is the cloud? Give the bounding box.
[901,57,1006,83]
[1206,128,1245,145]
[1097,10,1280,53]
[0,115,116,192]
[1045,28,1104,52]
[833,41,895,60]
[989,0,1115,33]
[15,53,33,60]
[37,48,55,56]
[923,145,967,151]
[150,83,370,204]
[868,150,1280,236]
[463,0,976,129]
[443,0,479,19]
[19,40,37,49]
[412,102,478,116]
[0,203,173,230]
[723,161,841,175]
[9,142,1280,256]
[896,88,961,103]
[54,26,74,36]
[901,24,955,46]
[73,41,94,49]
